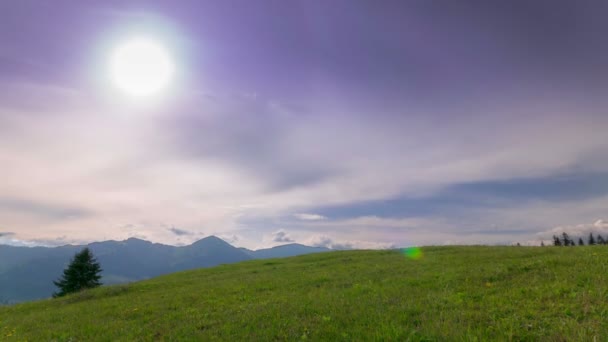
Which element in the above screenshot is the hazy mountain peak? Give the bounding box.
[0,235,329,303]
[190,235,229,246]
[124,237,151,245]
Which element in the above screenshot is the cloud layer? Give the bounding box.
[1,1,608,248]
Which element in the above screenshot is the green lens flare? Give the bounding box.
[402,247,422,260]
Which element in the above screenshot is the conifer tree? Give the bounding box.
[553,235,562,246]
[53,248,102,297]
[562,232,571,246]
[578,237,584,246]
[588,232,596,245]
[541,241,545,247]
[598,235,606,245]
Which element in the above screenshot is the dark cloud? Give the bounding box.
[309,236,352,250]
[312,172,608,220]
[448,172,608,202]
[272,230,294,243]
[168,227,192,236]
[0,197,92,220]
[0,232,14,237]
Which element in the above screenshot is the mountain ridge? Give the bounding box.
[0,236,330,304]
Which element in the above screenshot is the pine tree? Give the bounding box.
[562,232,571,246]
[578,237,584,246]
[541,241,545,247]
[598,235,606,245]
[553,235,562,246]
[53,248,102,297]
[588,232,596,245]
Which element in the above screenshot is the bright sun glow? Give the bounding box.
[109,37,174,97]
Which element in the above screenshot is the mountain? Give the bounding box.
[241,243,330,259]
[0,237,327,304]
[171,236,253,270]
[0,245,81,304]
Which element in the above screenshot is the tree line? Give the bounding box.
[549,232,607,246]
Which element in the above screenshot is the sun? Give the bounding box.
[109,37,175,97]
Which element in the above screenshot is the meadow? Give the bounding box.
[1,246,607,341]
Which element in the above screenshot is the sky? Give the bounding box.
[1,0,608,249]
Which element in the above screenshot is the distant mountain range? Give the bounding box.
[0,236,330,304]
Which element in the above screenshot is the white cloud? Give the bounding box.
[594,219,608,228]
[293,213,327,221]
[0,236,39,247]
[305,234,396,250]
[538,219,608,240]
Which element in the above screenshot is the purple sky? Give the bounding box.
[1,1,608,249]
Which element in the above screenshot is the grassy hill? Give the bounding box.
[1,246,608,340]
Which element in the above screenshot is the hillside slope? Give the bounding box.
[2,246,608,340]
[0,236,252,303]
[0,237,327,303]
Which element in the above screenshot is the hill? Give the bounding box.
[2,246,608,340]
[0,237,326,303]
[240,243,331,259]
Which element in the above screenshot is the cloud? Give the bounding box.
[0,234,81,247]
[127,233,149,241]
[0,197,92,221]
[0,236,37,247]
[293,213,327,221]
[0,232,14,237]
[217,234,240,244]
[306,234,395,250]
[168,227,192,236]
[271,230,294,243]
[538,219,608,240]
[165,96,339,192]
[1,14,608,250]
[594,219,608,228]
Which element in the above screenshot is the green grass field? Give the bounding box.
[2,246,608,341]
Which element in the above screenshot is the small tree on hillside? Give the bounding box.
[53,248,102,297]
[588,233,596,245]
[598,235,606,245]
[578,237,584,246]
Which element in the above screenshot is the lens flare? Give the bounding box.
[402,247,422,260]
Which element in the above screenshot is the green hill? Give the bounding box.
[1,246,608,340]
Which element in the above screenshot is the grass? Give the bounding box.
[1,246,608,341]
